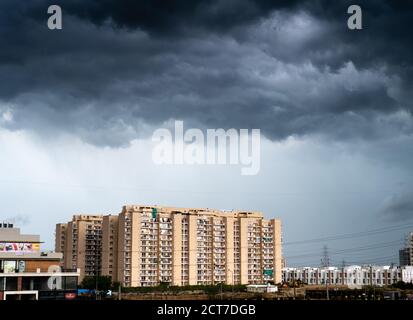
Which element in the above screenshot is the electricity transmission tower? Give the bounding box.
[321,245,330,300]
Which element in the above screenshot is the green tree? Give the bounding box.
[80,276,112,291]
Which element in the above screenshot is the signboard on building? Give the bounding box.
[0,242,40,253]
[263,269,273,276]
[152,208,157,219]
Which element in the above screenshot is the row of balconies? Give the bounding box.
[140,267,158,272]
[141,223,158,229]
[141,243,157,247]
[197,244,213,248]
[197,233,213,237]
[197,255,211,263]
[140,255,157,260]
[141,228,157,234]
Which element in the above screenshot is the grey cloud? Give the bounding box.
[0,1,412,146]
[381,193,413,222]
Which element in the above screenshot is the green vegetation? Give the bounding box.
[79,275,113,291]
[122,284,247,294]
[391,281,413,290]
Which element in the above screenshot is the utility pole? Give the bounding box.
[321,245,330,300]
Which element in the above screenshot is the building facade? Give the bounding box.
[55,215,103,280]
[57,205,283,287]
[282,265,413,288]
[55,223,67,254]
[101,214,118,279]
[1,223,79,300]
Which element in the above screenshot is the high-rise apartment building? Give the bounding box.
[114,205,281,287]
[56,205,282,287]
[55,215,103,280]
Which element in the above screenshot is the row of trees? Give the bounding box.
[79,276,120,292]
[79,276,247,294]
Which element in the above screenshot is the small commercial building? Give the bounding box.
[0,223,80,300]
[246,284,278,293]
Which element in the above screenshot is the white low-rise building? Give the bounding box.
[402,266,413,284]
[282,265,413,288]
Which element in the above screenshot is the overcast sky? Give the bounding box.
[1,0,413,266]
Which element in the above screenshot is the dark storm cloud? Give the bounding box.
[0,0,412,145]
[381,192,413,221]
[45,0,303,34]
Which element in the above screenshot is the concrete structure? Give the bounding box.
[282,265,413,288]
[1,223,79,300]
[55,215,103,280]
[57,205,283,287]
[399,232,413,266]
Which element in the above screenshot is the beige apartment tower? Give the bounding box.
[114,205,282,287]
[57,205,282,287]
[55,215,103,280]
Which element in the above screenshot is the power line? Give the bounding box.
[284,223,413,246]
[285,239,403,260]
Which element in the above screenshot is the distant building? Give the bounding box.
[399,232,413,266]
[0,223,79,300]
[399,248,411,267]
[282,265,413,288]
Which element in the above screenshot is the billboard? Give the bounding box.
[0,242,40,253]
